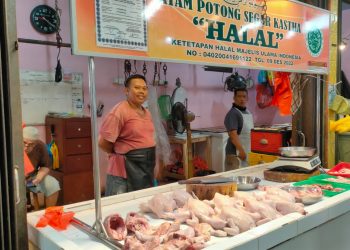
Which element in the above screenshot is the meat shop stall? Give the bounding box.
[27,165,350,250]
[27,0,346,249]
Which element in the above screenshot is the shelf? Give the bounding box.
[162,134,212,179]
[163,170,185,180]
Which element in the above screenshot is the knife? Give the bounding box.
[178,177,234,184]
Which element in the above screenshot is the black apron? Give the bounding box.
[124,147,156,192]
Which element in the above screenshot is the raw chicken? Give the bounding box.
[234,191,255,200]
[259,186,295,203]
[172,190,192,208]
[124,235,160,250]
[103,213,127,241]
[139,202,152,213]
[219,205,256,232]
[134,222,180,243]
[197,214,227,230]
[223,226,240,236]
[154,233,204,250]
[187,197,215,217]
[154,222,181,236]
[140,193,178,219]
[186,212,200,227]
[243,196,281,220]
[187,197,226,229]
[287,185,323,199]
[213,193,236,208]
[231,202,262,223]
[172,226,196,239]
[203,199,215,208]
[274,200,305,215]
[193,222,228,240]
[193,223,212,241]
[163,207,191,223]
[124,235,145,250]
[125,212,150,233]
[262,195,306,215]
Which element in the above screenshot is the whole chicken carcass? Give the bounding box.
[260,186,295,203]
[243,197,281,220]
[187,197,215,217]
[103,213,127,241]
[187,198,226,229]
[262,194,306,215]
[172,190,192,208]
[219,205,256,232]
[213,193,236,209]
[140,193,178,219]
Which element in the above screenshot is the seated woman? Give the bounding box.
[23,126,60,209]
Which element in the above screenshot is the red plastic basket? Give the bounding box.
[328,162,350,178]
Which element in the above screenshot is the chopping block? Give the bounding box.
[186,182,237,200]
[263,169,320,183]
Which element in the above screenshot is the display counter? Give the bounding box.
[27,164,350,250]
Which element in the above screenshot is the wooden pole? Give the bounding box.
[186,122,193,178]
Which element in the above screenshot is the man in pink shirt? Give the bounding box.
[99,74,156,196]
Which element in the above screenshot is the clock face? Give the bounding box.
[30,5,60,34]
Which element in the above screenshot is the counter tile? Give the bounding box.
[297,207,329,234]
[248,215,298,249]
[205,231,258,250]
[328,196,350,219]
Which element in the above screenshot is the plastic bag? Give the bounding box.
[330,116,350,133]
[36,206,75,230]
[256,70,274,108]
[147,86,171,179]
[328,85,337,106]
[271,72,292,116]
[256,84,273,108]
[48,140,59,169]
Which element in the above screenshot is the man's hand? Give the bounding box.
[238,150,247,161]
[228,130,246,160]
[98,136,115,154]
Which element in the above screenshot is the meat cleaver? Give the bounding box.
[178,177,234,184]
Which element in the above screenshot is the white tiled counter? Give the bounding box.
[27,164,350,250]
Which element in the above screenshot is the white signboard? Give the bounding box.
[95,0,148,51]
[20,70,84,124]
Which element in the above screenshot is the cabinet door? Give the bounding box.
[64,154,92,174]
[65,120,91,138]
[65,138,92,155]
[337,135,350,162]
[62,171,94,205]
[251,131,282,155]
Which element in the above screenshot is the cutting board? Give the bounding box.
[264,169,320,183]
[186,182,237,200]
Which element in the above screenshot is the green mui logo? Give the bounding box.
[306,29,323,57]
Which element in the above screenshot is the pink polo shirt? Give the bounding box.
[99,100,155,178]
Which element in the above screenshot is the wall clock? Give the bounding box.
[30,5,60,34]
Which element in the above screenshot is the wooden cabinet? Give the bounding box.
[251,128,291,155]
[163,134,211,179]
[45,116,94,205]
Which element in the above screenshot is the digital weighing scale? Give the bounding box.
[267,154,321,173]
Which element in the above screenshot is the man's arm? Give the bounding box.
[98,136,114,154]
[228,130,246,161]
